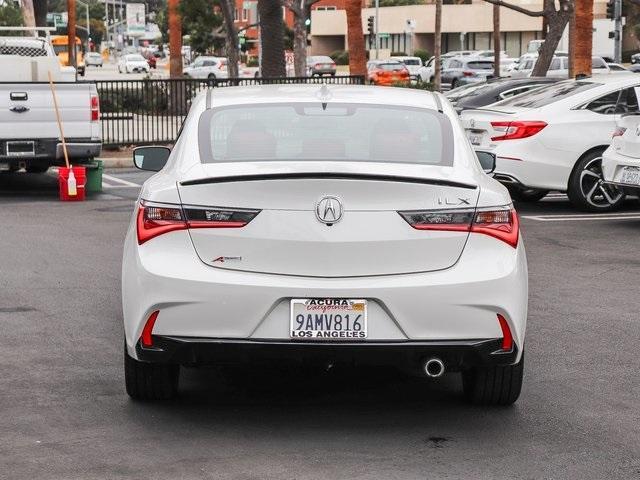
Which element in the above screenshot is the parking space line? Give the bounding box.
[522,212,640,221]
[102,174,141,187]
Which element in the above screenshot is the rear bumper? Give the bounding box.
[136,336,519,372]
[0,138,101,164]
[123,229,528,362]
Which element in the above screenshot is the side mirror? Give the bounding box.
[476,150,496,174]
[133,146,171,172]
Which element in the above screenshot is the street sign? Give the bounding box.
[47,12,67,28]
[126,3,146,37]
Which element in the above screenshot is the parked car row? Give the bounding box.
[459,75,640,211]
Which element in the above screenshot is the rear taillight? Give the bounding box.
[462,70,475,77]
[612,126,626,138]
[137,203,186,245]
[90,94,99,122]
[398,207,519,248]
[136,202,260,245]
[183,206,260,229]
[490,121,546,141]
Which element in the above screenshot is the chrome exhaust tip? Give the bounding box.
[424,358,445,378]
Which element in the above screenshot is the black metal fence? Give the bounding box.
[95,75,366,147]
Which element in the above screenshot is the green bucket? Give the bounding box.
[85,159,103,193]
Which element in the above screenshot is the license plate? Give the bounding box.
[6,141,34,157]
[620,166,640,186]
[467,132,482,146]
[290,299,367,340]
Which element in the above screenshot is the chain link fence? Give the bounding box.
[95,76,366,147]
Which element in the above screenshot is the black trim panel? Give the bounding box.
[181,172,477,189]
[136,336,518,373]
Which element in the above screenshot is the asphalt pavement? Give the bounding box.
[1,169,640,479]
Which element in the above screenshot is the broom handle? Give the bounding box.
[48,71,70,169]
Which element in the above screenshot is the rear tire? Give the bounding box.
[462,353,524,406]
[450,79,458,90]
[25,164,49,174]
[508,187,549,203]
[124,345,179,401]
[567,149,625,212]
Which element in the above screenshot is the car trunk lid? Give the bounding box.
[177,162,479,277]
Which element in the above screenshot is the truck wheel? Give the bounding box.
[124,344,179,401]
[462,353,524,406]
[25,164,49,174]
[567,149,625,212]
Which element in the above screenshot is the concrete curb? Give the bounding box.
[98,157,134,168]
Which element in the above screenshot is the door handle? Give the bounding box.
[10,106,29,113]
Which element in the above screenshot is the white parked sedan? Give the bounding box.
[182,56,228,80]
[603,113,640,190]
[117,54,149,74]
[123,85,528,405]
[461,75,639,211]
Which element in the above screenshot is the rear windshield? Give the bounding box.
[400,58,421,65]
[198,103,454,166]
[309,56,332,63]
[467,61,494,70]
[378,63,405,71]
[492,80,601,108]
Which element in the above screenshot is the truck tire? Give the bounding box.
[567,149,625,212]
[462,353,524,406]
[25,164,49,173]
[124,344,179,401]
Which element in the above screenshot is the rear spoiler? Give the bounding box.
[181,172,477,190]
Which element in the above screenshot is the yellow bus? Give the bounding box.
[51,35,85,76]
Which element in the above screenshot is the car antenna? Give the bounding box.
[317,83,332,110]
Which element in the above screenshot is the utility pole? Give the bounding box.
[374,0,379,59]
[168,0,182,78]
[67,0,76,70]
[614,0,622,63]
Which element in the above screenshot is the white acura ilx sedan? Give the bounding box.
[122,84,528,405]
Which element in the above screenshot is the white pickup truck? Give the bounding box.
[0,34,101,173]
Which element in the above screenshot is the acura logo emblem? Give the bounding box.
[316,196,343,225]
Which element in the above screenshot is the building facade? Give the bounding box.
[309,0,611,58]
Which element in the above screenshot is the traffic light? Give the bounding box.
[606,0,615,20]
[367,16,375,37]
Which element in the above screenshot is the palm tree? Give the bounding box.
[345,0,366,77]
[493,3,500,78]
[573,0,593,76]
[434,0,442,90]
[168,0,183,78]
[258,0,286,77]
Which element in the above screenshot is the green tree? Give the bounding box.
[180,0,224,55]
[0,2,23,27]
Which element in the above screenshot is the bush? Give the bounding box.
[246,57,259,67]
[414,48,430,64]
[329,50,349,65]
[392,81,434,91]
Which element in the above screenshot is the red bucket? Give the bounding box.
[58,166,86,202]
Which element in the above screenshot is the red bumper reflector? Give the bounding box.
[141,311,159,347]
[497,314,513,351]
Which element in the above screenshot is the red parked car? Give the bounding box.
[367,60,410,86]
